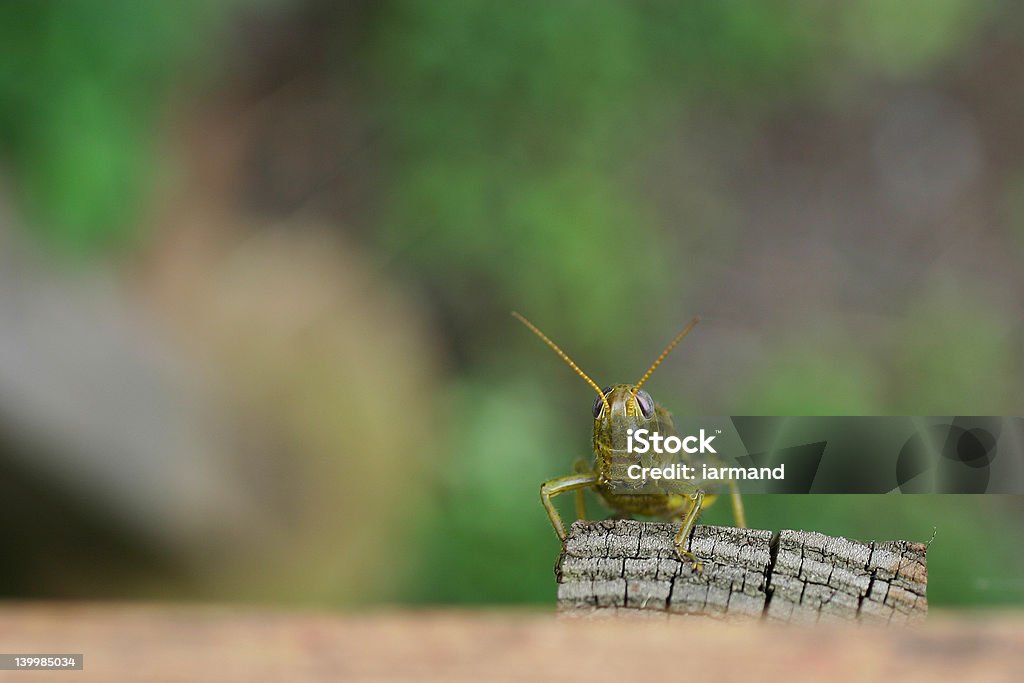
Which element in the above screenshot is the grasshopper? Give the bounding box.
[513,312,747,569]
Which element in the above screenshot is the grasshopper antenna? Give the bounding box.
[633,316,700,394]
[512,312,609,414]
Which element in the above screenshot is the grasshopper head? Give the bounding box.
[512,310,699,437]
[593,384,656,421]
[592,384,659,453]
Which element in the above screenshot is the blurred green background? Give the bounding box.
[0,1,1022,609]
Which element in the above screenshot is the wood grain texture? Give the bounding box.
[557,520,928,623]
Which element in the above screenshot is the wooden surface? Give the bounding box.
[0,604,1019,682]
[557,520,928,623]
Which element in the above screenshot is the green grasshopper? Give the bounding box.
[513,312,747,569]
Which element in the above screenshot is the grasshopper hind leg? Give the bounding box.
[728,480,747,528]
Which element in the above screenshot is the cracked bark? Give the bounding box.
[557,520,927,624]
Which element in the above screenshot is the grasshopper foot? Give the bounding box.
[675,547,704,573]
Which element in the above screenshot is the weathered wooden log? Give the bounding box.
[556,520,928,624]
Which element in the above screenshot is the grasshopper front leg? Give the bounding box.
[540,472,599,540]
[672,489,705,571]
[572,458,591,520]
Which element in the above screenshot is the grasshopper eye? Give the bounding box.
[593,387,612,417]
[636,390,654,419]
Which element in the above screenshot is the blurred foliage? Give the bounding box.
[840,0,993,78]
[405,378,568,604]
[1007,170,1024,255]
[742,341,885,415]
[372,0,831,349]
[894,294,1019,415]
[0,0,233,256]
